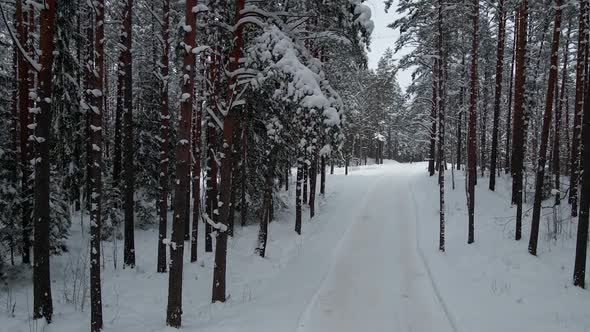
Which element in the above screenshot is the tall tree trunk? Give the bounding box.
[15,0,31,265]
[122,0,135,268]
[191,57,204,263]
[529,0,562,256]
[295,165,303,234]
[157,0,171,273]
[457,55,465,170]
[240,106,248,227]
[438,0,445,252]
[554,25,571,206]
[212,0,246,303]
[33,0,56,322]
[511,1,528,240]
[570,0,588,217]
[489,0,506,191]
[90,0,105,329]
[480,69,490,178]
[166,0,196,326]
[429,58,438,176]
[573,2,590,289]
[467,0,479,244]
[505,20,517,174]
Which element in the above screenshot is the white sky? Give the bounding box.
[364,0,414,91]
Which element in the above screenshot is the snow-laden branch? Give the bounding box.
[0,2,42,72]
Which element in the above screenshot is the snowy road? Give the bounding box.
[297,163,454,332]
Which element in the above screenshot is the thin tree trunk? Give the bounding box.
[467,0,479,244]
[16,0,31,265]
[309,155,317,219]
[33,0,56,322]
[429,58,438,177]
[511,1,528,241]
[240,106,248,226]
[573,42,590,288]
[554,24,571,206]
[505,20,517,174]
[90,0,105,329]
[489,0,506,191]
[122,0,135,268]
[166,0,196,326]
[212,0,246,304]
[157,0,171,273]
[438,0,445,252]
[191,57,204,263]
[295,165,303,234]
[320,155,326,195]
[529,0,562,256]
[570,0,588,217]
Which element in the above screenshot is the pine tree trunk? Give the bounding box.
[480,70,490,178]
[309,155,317,219]
[489,0,506,191]
[467,0,479,245]
[529,0,562,256]
[554,25,571,206]
[429,59,438,176]
[320,155,326,195]
[157,0,171,273]
[570,0,588,217]
[505,20,517,174]
[16,0,31,265]
[33,0,56,322]
[438,0,445,252]
[90,1,105,329]
[573,3,590,289]
[295,165,303,234]
[511,1,528,240]
[191,57,204,263]
[122,0,135,268]
[240,107,248,226]
[212,0,246,304]
[303,165,308,205]
[166,0,196,326]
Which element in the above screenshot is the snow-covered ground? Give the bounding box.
[2,161,589,331]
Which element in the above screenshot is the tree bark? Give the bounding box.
[90,0,105,329]
[489,0,506,191]
[467,0,479,244]
[33,0,56,322]
[166,0,196,326]
[122,0,135,268]
[570,0,588,217]
[554,25,571,206]
[511,1,528,241]
[157,0,171,273]
[438,0,445,252]
[429,58,438,177]
[505,19,517,174]
[15,0,31,265]
[573,2,590,289]
[295,165,303,234]
[212,0,246,303]
[529,0,562,256]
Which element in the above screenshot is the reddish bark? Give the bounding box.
[489,0,506,191]
[33,0,57,322]
[166,0,196,326]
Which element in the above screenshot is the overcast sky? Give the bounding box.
[364,0,414,91]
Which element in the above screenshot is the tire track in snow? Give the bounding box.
[294,173,388,332]
[408,174,459,332]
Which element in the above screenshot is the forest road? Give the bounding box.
[296,163,455,332]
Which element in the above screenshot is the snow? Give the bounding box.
[2,162,590,332]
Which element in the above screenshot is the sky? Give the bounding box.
[364,0,414,91]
